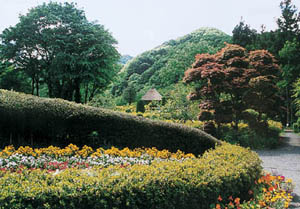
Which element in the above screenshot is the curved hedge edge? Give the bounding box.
[0,143,262,209]
[0,89,220,155]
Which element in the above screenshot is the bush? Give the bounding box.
[136,100,145,113]
[293,122,300,133]
[219,124,281,149]
[0,89,219,155]
[0,143,262,209]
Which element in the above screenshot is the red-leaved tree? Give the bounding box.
[183,43,282,133]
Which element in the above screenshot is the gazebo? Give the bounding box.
[141,88,162,101]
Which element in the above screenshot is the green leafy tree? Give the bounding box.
[136,100,145,113]
[277,0,300,40]
[254,0,300,57]
[246,0,300,125]
[293,78,300,112]
[276,0,300,125]
[279,40,300,124]
[160,83,198,121]
[122,85,136,105]
[232,19,258,49]
[292,78,300,129]
[0,2,119,102]
[0,62,31,93]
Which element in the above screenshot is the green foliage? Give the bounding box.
[87,92,116,110]
[232,19,258,48]
[293,78,300,110]
[293,122,299,133]
[122,85,136,104]
[119,55,133,65]
[279,40,300,86]
[111,28,231,98]
[0,143,262,209]
[239,0,300,125]
[0,2,119,102]
[159,83,198,121]
[219,125,281,149]
[293,78,300,128]
[277,0,300,38]
[278,39,300,125]
[136,100,145,113]
[0,89,219,155]
[0,64,31,93]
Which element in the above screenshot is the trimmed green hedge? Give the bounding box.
[0,90,219,155]
[0,143,262,209]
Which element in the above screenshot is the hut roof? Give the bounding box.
[141,89,162,101]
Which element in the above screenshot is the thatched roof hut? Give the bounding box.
[141,88,162,101]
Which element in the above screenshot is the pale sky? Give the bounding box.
[1,0,300,56]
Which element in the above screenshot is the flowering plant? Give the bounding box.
[212,173,294,209]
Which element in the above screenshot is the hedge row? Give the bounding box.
[0,90,219,155]
[0,143,262,209]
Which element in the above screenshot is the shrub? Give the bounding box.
[136,100,145,113]
[0,143,262,209]
[293,121,300,133]
[219,125,281,149]
[0,89,219,155]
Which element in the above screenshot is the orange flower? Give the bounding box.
[229,202,234,206]
[216,204,221,209]
[228,196,233,201]
[218,195,223,201]
[234,197,240,205]
[268,186,274,192]
[259,201,266,207]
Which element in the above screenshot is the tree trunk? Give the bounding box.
[84,83,89,104]
[31,78,35,95]
[36,77,39,96]
[89,83,98,102]
[74,78,81,103]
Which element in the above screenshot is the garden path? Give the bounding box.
[256,131,300,208]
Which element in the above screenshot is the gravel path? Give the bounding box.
[256,131,300,208]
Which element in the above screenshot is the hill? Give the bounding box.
[111,27,231,100]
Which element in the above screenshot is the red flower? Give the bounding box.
[218,195,223,201]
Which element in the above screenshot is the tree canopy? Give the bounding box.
[183,43,282,133]
[0,2,119,103]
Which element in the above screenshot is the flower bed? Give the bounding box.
[212,173,294,209]
[0,144,195,171]
[0,143,262,209]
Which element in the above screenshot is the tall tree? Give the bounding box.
[232,19,257,49]
[0,2,119,102]
[183,44,281,133]
[277,0,300,40]
[277,0,300,125]
[122,85,136,105]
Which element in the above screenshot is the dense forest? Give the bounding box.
[111,28,231,102]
